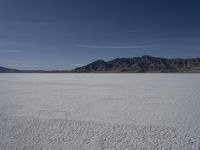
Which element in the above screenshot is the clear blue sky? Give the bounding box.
[0,0,200,70]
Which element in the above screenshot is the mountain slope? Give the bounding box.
[71,55,200,73]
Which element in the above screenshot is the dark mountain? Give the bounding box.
[0,66,21,73]
[71,55,200,73]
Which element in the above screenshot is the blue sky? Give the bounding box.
[0,0,200,70]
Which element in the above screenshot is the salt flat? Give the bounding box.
[0,74,200,149]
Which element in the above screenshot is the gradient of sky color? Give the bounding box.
[0,0,200,70]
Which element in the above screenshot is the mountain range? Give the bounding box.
[71,55,200,73]
[1,55,200,73]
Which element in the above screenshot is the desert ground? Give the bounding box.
[0,74,200,149]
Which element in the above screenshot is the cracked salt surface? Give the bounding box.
[0,74,200,149]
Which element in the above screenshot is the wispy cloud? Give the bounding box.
[5,64,40,68]
[0,50,22,53]
[70,63,85,67]
[75,45,152,49]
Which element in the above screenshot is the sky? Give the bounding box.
[0,0,200,70]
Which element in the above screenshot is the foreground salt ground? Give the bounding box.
[1,114,200,150]
[0,74,200,149]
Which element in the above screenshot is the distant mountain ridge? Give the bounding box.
[71,55,200,73]
[0,67,70,73]
[1,55,200,73]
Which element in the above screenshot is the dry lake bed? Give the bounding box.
[0,74,200,149]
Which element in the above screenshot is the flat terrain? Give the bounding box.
[0,74,200,149]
